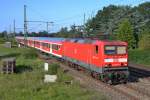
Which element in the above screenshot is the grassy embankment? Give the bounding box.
[0,38,6,44]
[129,49,150,67]
[0,44,106,100]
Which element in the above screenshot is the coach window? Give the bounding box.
[95,45,99,54]
[52,44,60,50]
[52,44,54,50]
[45,43,48,48]
[42,43,44,47]
[37,42,40,45]
[43,43,48,48]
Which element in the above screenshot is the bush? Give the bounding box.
[10,38,18,46]
[0,38,5,44]
[129,49,150,66]
[21,48,38,59]
[117,19,136,49]
[48,63,60,75]
[138,34,150,50]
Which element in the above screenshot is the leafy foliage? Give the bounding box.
[84,2,150,48]
[21,48,38,59]
[117,19,135,49]
[129,49,150,66]
[54,25,83,38]
[51,2,150,49]
[138,29,150,50]
[48,63,60,75]
[0,38,5,44]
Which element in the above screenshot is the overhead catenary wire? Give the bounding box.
[20,0,149,33]
[27,5,89,28]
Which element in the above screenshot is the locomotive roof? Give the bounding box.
[16,37,127,45]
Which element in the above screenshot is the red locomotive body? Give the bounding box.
[62,39,128,83]
[16,37,129,84]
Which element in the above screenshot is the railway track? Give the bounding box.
[114,65,150,100]
[38,53,150,100]
[126,83,150,97]
[123,65,150,100]
[129,66,150,78]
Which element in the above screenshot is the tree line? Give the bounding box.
[0,2,149,49]
[54,2,150,49]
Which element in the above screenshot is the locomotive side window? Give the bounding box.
[95,45,99,54]
[105,46,116,54]
[117,46,126,54]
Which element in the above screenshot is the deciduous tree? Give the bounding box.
[117,19,136,49]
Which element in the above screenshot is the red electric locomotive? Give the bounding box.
[16,37,129,84]
[62,39,128,84]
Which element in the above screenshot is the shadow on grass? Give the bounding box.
[15,65,33,73]
[11,45,18,48]
[0,53,20,60]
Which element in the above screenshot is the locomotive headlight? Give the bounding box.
[104,58,113,62]
[124,63,127,66]
[118,58,127,62]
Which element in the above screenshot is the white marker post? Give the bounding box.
[44,63,49,71]
[18,44,21,47]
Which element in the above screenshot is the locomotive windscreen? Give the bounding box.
[105,46,126,55]
[117,46,126,54]
[105,46,116,54]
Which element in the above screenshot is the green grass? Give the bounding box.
[0,38,5,44]
[0,44,106,100]
[129,49,150,67]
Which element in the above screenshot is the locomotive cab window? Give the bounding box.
[117,46,126,54]
[105,46,116,54]
[105,45,127,55]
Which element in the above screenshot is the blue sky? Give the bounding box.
[0,0,149,33]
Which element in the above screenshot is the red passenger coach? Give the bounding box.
[16,37,129,84]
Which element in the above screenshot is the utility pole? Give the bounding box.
[7,25,11,40]
[46,22,49,33]
[83,13,87,38]
[23,5,53,35]
[9,25,11,34]
[83,13,86,25]
[46,21,53,33]
[24,5,27,41]
[13,20,16,34]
